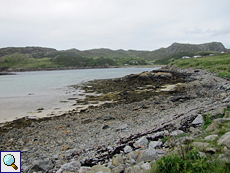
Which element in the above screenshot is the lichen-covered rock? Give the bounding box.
[79,166,91,173]
[205,121,220,132]
[211,107,225,118]
[224,111,230,118]
[87,165,111,173]
[112,154,124,167]
[218,132,230,145]
[192,142,210,151]
[111,164,126,173]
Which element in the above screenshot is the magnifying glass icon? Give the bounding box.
[3,154,18,170]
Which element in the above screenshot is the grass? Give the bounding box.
[170,53,230,78]
[0,54,59,69]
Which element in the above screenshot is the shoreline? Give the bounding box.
[1,66,230,172]
[1,65,166,73]
[0,67,162,124]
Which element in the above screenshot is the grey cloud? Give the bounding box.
[0,0,230,50]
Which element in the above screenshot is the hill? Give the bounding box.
[0,42,228,71]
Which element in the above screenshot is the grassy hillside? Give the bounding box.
[170,53,230,78]
[0,53,58,70]
[0,42,228,70]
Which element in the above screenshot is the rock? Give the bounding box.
[190,127,201,135]
[136,148,158,164]
[104,115,115,121]
[205,135,218,141]
[155,72,172,78]
[223,96,230,103]
[198,152,206,157]
[205,148,216,154]
[79,166,91,173]
[148,130,169,141]
[192,114,204,125]
[81,118,92,124]
[214,118,230,123]
[102,125,110,129]
[134,136,148,148]
[57,161,81,173]
[219,154,230,162]
[62,145,70,151]
[191,142,210,151]
[218,132,230,145]
[130,159,136,165]
[87,165,111,173]
[211,107,225,118]
[225,140,230,149]
[112,154,124,167]
[170,130,184,136]
[124,145,133,153]
[221,83,230,90]
[220,93,228,98]
[111,164,126,173]
[140,162,151,171]
[28,160,54,173]
[125,165,143,173]
[116,124,128,131]
[156,149,168,155]
[224,111,230,118]
[205,121,220,132]
[149,141,162,149]
[128,151,139,161]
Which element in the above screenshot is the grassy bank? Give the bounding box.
[169,53,230,78]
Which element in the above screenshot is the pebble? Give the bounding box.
[124,146,133,153]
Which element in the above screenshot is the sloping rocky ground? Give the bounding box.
[0,66,230,172]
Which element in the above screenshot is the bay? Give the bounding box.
[0,67,160,123]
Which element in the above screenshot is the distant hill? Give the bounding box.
[153,42,228,64]
[0,42,228,70]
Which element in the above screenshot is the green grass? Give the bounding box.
[151,149,230,173]
[170,53,230,78]
[0,54,59,69]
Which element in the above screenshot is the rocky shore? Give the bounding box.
[0,66,230,172]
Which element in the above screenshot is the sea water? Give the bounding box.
[0,67,160,123]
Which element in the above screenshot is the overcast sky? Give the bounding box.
[0,0,229,51]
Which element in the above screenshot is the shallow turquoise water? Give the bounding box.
[0,67,160,122]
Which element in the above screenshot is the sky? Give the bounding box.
[0,0,230,51]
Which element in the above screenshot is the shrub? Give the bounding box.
[152,150,211,173]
